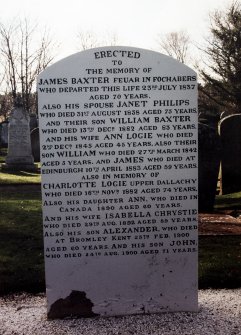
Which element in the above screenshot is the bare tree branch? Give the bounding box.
[77,31,100,51]
[0,19,55,114]
[76,30,119,51]
[199,1,241,114]
[157,30,190,64]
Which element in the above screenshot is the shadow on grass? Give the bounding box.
[1,188,241,295]
[0,169,41,184]
[199,235,241,289]
[215,191,241,210]
[1,170,40,177]
[0,190,45,295]
[0,230,45,295]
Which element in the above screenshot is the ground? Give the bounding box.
[199,211,241,235]
[1,184,241,235]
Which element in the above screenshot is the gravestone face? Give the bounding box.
[5,105,35,171]
[38,47,198,318]
[29,113,38,131]
[31,127,40,162]
[0,121,8,147]
[198,123,221,212]
[219,114,241,194]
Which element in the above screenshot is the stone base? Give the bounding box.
[1,162,38,172]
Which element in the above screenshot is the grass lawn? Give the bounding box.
[0,165,241,294]
[0,186,241,295]
[0,148,7,163]
[0,150,41,184]
[0,190,45,295]
[0,170,41,184]
[215,191,241,210]
[199,235,241,288]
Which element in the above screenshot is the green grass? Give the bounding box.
[199,236,241,288]
[0,164,241,294]
[215,191,241,210]
[0,190,45,295]
[0,170,41,184]
[0,148,7,163]
[0,189,241,295]
[0,149,41,184]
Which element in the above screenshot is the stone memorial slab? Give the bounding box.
[38,47,198,318]
[198,123,220,212]
[219,114,241,194]
[31,127,40,162]
[29,113,38,131]
[0,121,8,147]
[5,102,35,171]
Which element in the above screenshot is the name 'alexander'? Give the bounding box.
[103,226,159,234]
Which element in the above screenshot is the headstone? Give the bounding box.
[219,114,241,194]
[5,100,36,171]
[198,123,221,211]
[29,113,38,131]
[31,127,40,162]
[0,121,8,147]
[38,47,198,318]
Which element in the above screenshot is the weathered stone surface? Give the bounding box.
[0,121,8,147]
[198,123,221,212]
[219,114,241,194]
[5,104,36,171]
[29,113,38,131]
[38,47,198,318]
[31,128,40,162]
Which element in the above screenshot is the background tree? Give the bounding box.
[0,19,54,115]
[157,30,190,64]
[199,1,241,116]
[77,31,99,50]
[0,92,12,121]
[76,30,119,51]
